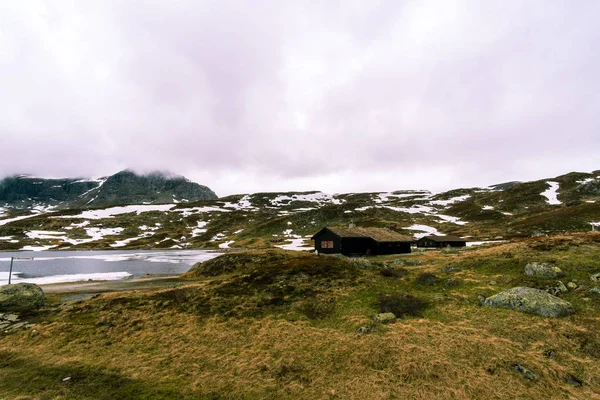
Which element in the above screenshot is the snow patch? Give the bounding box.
[21,245,57,251]
[176,206,230,217]
[57,204,176,220]
[0,214,40,226]
[436,215,468,225]
[221,195,257,210]
[466,240,507,247]
[429,195,471,206]
[405,224,444,239]
[270,192,343,207]
[541,181,561,205]
[0,271,132,286]
[577,178,596,185]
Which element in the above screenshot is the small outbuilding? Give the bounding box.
[311,226,412,256]
[416,235,466,248]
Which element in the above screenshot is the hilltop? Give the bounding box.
[0,170,217,211]
[0,169,598,251]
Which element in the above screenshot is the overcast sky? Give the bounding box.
[0,1,598,196]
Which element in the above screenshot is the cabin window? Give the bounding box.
[321,240,334,249]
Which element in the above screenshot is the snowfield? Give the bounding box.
[58,204,177,219]
[405,224,444,238]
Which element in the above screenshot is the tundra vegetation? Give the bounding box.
[1,233,600,399]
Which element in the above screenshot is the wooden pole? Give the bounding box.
[8,257,14,285]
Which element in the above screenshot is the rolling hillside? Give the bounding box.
[0,170,598,251]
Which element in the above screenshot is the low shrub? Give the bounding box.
[415,272,439,285]
[441,247,460,254]
[377,293,427,318]
[395,258,424,266]
[380,267,408,278]
[297,296,336,319]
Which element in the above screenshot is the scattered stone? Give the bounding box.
[62,376,71,382]
[415,272,439,286]
[546,281,568,296]
[356,326,375,335]
[511,363,538,380]
[567,282,578,290]
[6,322,27,331]
[543,349,557,359]
[0,283,45,312]
[374,312,396,324]
[582,297,591,302]
[566,374,583,387]
[590,273,600,282]
[524,262,564,279]
[489,280,497,285]
[589,287,600,295]
[2,313,20,322]
[445,279,460,287]
[442,265,462,273]
[477,295,486,306]
[483,287,575,318]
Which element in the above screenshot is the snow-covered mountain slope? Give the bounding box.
[0,170,598,251]
[0,170,217,211]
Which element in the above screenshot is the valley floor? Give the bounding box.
[1,234,600,399]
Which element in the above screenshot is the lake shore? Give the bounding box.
[41,274,182,294]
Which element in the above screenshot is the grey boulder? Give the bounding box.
[524,262,564,279]
[374,312,396,323]
[0,283,45,312]
[483,287,574,318]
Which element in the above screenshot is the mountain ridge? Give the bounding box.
[0,169,217,211]
[0,169,598,251]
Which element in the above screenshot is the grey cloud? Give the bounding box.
[0,0,599,195]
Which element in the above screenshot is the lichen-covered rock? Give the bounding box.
[374,312,396,324]
[511,363,538,380]
[589,286,600,295]
[524,262,564,279]
[590,273,600,282]
[546,281,568,296]
[0,283,45,312]
[483,287,574,317]
[442,265,462,273]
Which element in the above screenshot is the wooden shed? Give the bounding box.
[416,235,466,248]
[311,227,412,256]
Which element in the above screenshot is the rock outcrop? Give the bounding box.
[524,262,564,279]
[483,287,574,317]
[0,283,45,312]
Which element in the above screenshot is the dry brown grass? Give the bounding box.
[1,237,600,399]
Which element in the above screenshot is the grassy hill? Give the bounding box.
[1,237,600,398]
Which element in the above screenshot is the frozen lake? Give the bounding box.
[0,250,221,285]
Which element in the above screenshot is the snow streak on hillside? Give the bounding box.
[541,181,561,205]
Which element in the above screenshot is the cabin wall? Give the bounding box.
[340,237,376,256]
[377,241,411,254]
[416,238,466,248]
[313,230,341,254]
[416,238,435,248]
[447,241,466,248]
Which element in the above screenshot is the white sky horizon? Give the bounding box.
[1,1,599,197]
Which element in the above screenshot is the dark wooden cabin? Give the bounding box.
[311,227,412,256]
[416,235,466,248]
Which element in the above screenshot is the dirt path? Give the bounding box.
[41,275,182,294]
